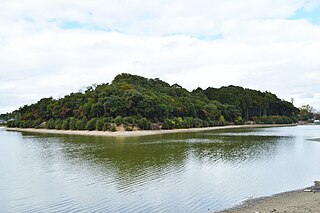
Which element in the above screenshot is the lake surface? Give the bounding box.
[0,125,320,212]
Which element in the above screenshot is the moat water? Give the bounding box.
[0,125,319,212]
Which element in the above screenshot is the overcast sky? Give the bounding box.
[1,0,320,114]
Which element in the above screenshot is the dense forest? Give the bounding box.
[2,73,299,131]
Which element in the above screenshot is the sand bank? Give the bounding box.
[6,124,296,137]
[221,186,320,213]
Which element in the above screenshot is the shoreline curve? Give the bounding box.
[220,186,320,212]
[5,124,296,137]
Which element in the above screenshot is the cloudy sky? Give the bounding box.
[1,0,320,114]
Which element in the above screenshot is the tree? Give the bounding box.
[76,118,87,130]
[2,73,299,131]
[69,117,77,130]
[137,118,152,130]
[86,118,97,131]
[299,105,315,121]
[62,119,70,130]
[96,118,104,131]
[46,119,55,129]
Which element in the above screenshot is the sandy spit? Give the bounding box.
[220,188,320,213]
[6,124,296,137]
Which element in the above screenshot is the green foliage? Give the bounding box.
[46,119,55,129]
[299,105,315,121]
[172,117,183,129]
[86,118,97,131]
[218,115,226,126]
[201,86,299,120]
[182,117,192,128]
[6,120,13,127]
[35,119,43,129]
[69,117,77,130]
[252,116,294,124]
[76,118,87,130]
[103,122,111,131]
[19,120,26,128]
[0,112,15,121]
[192,118,203,128]
[162,118,174,129]
[123,116,137,126]
[235,116,244,125]
[96,118,105,131]
[55,119,62,130]
[125,125,133,131]
[3,73,299,131]
[110,124,117,132]
[61,119,70,130]
[137,118,152,130]
[113,116,123,126]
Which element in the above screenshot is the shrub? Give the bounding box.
[96,118,105,131]
[14,120,21,128]
[46,119,55,129]
[55,119,62,130]
[113,116,123,126]
[19,120,25,128]
[86,118,97,131]
[235,116,244,125]
[7,120,13,127]
[62,119,70,130]
[253,116,294,124]
[192,118,203,128]
[172,117,183,129]
[31,120,39,128]
[208,119,217,127]
[110,124,117,132]
[123,116,137,126]
[24,120,32,128]
[35,119,43,128]
[125,125,133,131]
[182,117,192,128]
[218,115,226,126]
[76,118,87,130]
[137,117,152,130]
[103,122,111,131]
[162,118,174,129]
[69,117,77,130]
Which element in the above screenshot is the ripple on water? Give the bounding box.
[1,125,320,212]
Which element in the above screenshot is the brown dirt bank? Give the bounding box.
[220,187,320,213]
[6,124,296,137]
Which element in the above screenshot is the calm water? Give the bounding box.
[0,125,320,212]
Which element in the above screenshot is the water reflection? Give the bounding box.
[1,126,319,212]
[189,135,285,164]
[19,130,287,193]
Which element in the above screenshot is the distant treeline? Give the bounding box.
[2,73,298,131]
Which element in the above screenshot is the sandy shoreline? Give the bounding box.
[221,186,320,213]
[5,124,296,137]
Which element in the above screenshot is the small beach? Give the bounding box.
[6,124,296,137]
[221,187,320,212]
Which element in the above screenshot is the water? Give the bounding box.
[0,125,319,212]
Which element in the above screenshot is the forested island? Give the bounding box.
[1,73,299,131]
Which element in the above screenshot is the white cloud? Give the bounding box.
[0,0,320,113]
[0,0,308,35]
